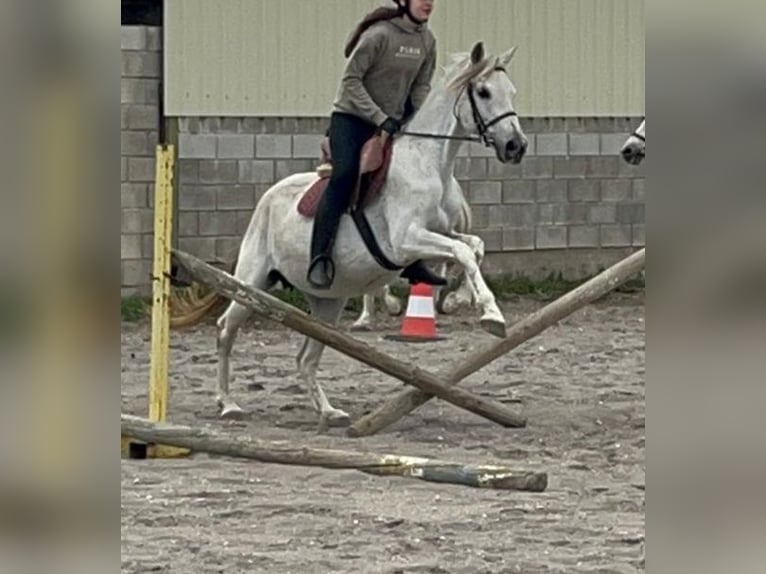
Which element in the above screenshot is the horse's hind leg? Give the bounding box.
[351,292,378,331]
[216,301,251,418]
[215,262,270,419]
[297,296,350,430]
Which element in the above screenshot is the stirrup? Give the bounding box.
[307,255,336,289]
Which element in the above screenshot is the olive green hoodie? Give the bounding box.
[332,15,437,127]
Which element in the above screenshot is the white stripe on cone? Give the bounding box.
[405,294,435,319]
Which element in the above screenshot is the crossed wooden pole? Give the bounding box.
[170,247,645,436]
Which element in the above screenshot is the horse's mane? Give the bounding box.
[441,52,501,93]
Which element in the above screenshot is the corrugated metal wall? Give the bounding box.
[165,0,644,117]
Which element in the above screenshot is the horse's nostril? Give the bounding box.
[506,140,518,156]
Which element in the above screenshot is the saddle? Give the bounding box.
[297,135,394,219]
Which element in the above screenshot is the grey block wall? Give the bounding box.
[172,116,645,282]
[121,26,162,296]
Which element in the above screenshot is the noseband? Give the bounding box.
[400,65,518,146]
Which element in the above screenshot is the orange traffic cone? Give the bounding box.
[385,283,446,343]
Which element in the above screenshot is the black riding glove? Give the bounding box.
[380,117,402,136]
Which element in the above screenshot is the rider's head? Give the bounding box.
[392,0,434,25]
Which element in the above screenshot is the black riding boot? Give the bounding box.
[307,201,344,289]
[400,260,448,286]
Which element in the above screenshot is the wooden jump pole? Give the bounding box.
[121,414,547,491]
[121,144,189,460]
[170,249,526,428]
[348,248,646,437]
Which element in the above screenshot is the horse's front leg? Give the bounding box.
[399,229,505,338]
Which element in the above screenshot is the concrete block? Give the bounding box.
[468,141,496,158]
[292,135,324,159]
[256,135,292,158]
[469,182,501,204]
[600,133,630,155]
[553,157,588,179]
[179,134,217,159]
[127,157,156,182]
[121,209,142,234]
[535,133,567,156]
[145,27,162,51]
[121,106,129,130]
[121,51,161,78]
[633,178,646,201]
[121,209,153,234]
[502,228,535,251]
[470,205,490,228]
[199,211,238,236]
[216,237,241,262]
[537,204,555,225]
[125,104,158,130]
[457,158,488,179]
[255,184,271,204]
[217,135,254,159]
[536,226,568,249]
[121,79,158,104]
[536,180,567,203]
[219,118,240,133]
[121,183,148,208]
[477,228,502,252]
[568,180,600,202]
[178,212,198,237]
[275,159,313,181]
[569,134,600,156]
[616,203,645,224]
[538,204,588,225]
[178,238,217,262]
[601,179,632,202]
[121,157,128,182]
[216,185,255,210]
[142,235,154,259]
[521,157,554,179]
[179,117,200,134]
[487,158,521,179]
[589,204,617,224]
[121,131,151,156]
[178,186,216,211]
[489,204,537,228]
[568,225,600,248]
[632,224,645,246]
[121,234,142,259]
[618,157,646,178]
[178,159,199,183]
[236,211,255,234]
[502,180,535,203]
[600,224,632,247]
[239,160,275,184]
[121,259,152,287]
[199,160,238,184]
[587,156,619,178]
[121,27,147,50]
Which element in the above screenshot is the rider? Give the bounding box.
[307,0,447,290]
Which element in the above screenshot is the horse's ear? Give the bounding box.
[470,42,485,65]
[499,46,518,68]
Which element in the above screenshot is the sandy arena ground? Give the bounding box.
[121,293,645,573]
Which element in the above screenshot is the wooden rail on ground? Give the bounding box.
[122,415,547,491]
[348,248,646,437]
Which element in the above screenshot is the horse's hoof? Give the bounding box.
[219,401,246,420]
[480,318,507,339]
[385,302,403,316]
[324,409,352,428]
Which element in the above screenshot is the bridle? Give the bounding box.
[400,65,518,147]
[631,131,646,143]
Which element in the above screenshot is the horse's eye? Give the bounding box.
[477,87,491,99]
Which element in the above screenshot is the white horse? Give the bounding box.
[350,184,475,331]
[621,119,645,164]
[215,42,528,426]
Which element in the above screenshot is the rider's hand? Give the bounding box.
[380,117,401,136]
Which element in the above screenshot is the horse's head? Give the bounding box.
[621,119,646,165]
[448,42,528,164]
